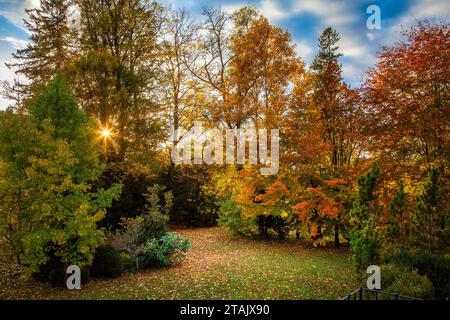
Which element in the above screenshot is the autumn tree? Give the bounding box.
[211,8,302,237]
[286,27,361,246]
[3,0,75,106]
[229,14,300,130]
[292,178,351,246]
[311,27,360,175]
[184,6,235,128]
[72,0,165,162]
[161,8,201,155]
[293,187,340,243]
[363,22,450,178]
[0,76,121,275]
[253,180,294,239]
[284,69,326,174]
[216,166,295,239]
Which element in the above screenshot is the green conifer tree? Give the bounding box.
[349,164,382,270]
[4,0,74,103]
[414,166,449,254]
[311,26,343,75]
[386,180,409,250]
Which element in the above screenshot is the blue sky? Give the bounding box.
[0,0,449,109]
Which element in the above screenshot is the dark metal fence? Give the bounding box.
[341,287,423,300]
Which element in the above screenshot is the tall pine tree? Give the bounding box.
[349,165,382,270]
[310,27,357,175]
[414,166,449,254]
[311,26,343,75]
[309,27,360,246]
[4,0,74,105]
[386,180,409,250]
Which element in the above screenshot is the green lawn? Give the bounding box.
[0,227,358,300]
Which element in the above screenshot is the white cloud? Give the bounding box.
[382,0,449,47]
[260,0,290,22]
[293,0,358,26]
[341,63,362,84]
[221,4,242,15]
[255,0,358,26]
[294,40,313,60]
[333,30,375,86]
[0,0,40,32]
[0,36,29,49]
[0,0,38,109]
[0,53,17,110]
[256,0,368,85]
[409,0,450,20]
[338,33,371,58]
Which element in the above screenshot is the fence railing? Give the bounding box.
[341,287,423,300]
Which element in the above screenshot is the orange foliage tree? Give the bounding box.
[283,27,362,246]
[363,22,450,180]
[292,179,351,245]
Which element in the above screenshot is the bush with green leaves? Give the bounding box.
[90,245,123,278]
[113,185,190,269]
[378,264,434,299]
[140,212,169,243]
[119,252,136,272]
[0,75,122,276]
[113,185,172,269]
[32,247,64,281]
[113,217,145,269]
[139,185,170,241]
[385,251,450,300]
[218,199,258,236]
[138,232,191,267]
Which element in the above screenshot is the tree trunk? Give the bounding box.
[334,223,340,248]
